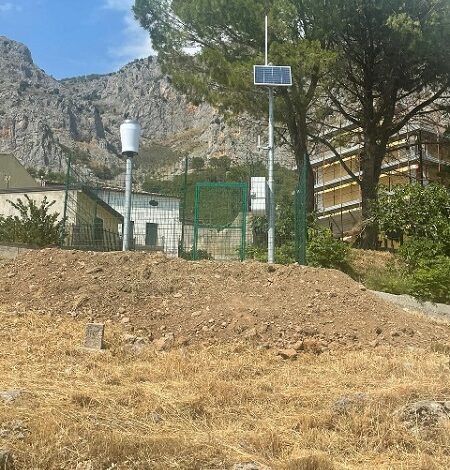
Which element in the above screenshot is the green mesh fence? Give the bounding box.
[191,182,248,261]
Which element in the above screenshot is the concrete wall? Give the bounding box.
[0,189,67,219]
[0,244,32,259]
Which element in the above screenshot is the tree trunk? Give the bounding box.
[358,137,385,249]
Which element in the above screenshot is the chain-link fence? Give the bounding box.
[58,153,309,263]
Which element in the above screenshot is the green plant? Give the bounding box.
[307,226,350,270]
[0,195,65,247]
[398,238,446,271]
[409,256,450,304]
[374,184,450,250]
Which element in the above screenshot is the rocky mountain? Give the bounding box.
[0,36,293,180]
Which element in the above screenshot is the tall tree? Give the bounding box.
[133,0,335,199]
[323,0,450,248]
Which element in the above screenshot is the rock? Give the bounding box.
[256,324,269,335]
[0,390,21,403]
[397,400,450,429]
[73,294,89,311]
[86,267,103,274]
[276,348,297,360]
[302,338,325,354]
[375,327,383,335]
[300,326,319,337]
[153,334,174,352]
[243,327,258,339]
[121,317,130,324]
[292,341,304,351]
[175,336,189,347]
[0,450,14,470]
[122,334,138,343]
[0,420,30,440]
[85,323,104,350]
[333,392,367,415]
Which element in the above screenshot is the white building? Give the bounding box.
[97,188,182,256]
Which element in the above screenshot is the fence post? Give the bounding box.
[61,150,72,247]
[179,156,188,256]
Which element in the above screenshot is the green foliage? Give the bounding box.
[374,184,450,252]
[191,157,205,171]
[409,257,450,304]
[398,238,447,271]
[367,183,450,303]
[0,195,65,247]
[26,167,66,184]
[307,225,350,270]
[133,0,336,173]
[363,266,413,297]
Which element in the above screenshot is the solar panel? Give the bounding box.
[254,65,292,86]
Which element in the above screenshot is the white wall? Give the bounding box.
[98,190,182,256]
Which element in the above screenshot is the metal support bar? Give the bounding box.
[122,155,133,251]
[268,87,275,264]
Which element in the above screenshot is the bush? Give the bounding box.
[307,227,350,270]
[409,256,450,304]
[398,238,446,271]
[0,195,64,247]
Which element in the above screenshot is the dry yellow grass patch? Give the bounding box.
[1,311,450,469]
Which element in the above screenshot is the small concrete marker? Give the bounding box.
[85,323,105,350]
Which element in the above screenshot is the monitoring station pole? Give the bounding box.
[254,16,292,264]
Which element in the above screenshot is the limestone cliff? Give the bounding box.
[0,36,293,179]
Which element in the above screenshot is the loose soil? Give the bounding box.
[0,248,449,351]
[2,249,450,469]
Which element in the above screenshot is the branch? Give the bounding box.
[308,132,362,187]
[391,87,448,134]
[328,93,360,126]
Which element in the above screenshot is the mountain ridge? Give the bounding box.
[0,36,293,180]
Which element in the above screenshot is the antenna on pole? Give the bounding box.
[265,15,268,66]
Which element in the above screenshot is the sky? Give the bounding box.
[0,0,153,79]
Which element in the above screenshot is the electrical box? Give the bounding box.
[250,177,267,216]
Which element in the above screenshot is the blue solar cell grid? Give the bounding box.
[254,65,292,86]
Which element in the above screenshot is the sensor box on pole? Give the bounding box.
[250,177,267,216]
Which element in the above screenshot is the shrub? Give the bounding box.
[398,238,446,271]
[409,256,450,304]
[307,227,350,270]
[0,195,65,247]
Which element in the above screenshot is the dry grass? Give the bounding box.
[1,311,450,469]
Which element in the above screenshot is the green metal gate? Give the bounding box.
[192,182,248,261]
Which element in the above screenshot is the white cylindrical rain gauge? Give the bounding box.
[120,119,141,155]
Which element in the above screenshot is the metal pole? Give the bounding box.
[123,155,133,251]
[180,156,188,256]
[265,15,268,65]
[268,87,275,264]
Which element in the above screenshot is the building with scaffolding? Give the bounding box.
[312,122,450,238]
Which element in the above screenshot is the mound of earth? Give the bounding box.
[0,249,448,351]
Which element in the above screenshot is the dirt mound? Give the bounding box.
[0,249,448,351]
